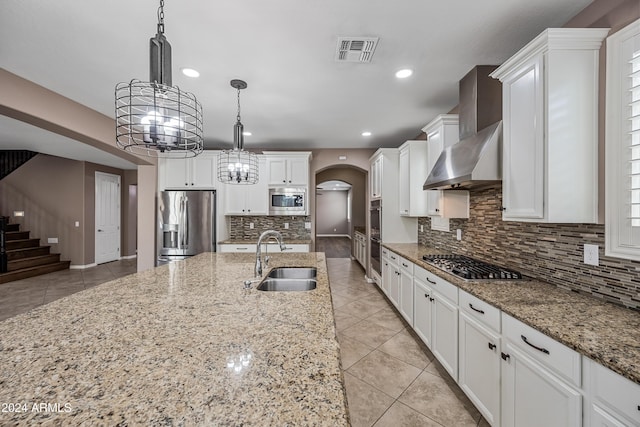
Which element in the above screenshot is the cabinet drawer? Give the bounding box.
[388,251,400,264]
[399,256,414,275]
[382,247,390,259]
[587,358,640,424]
[459,290,500,333]
[219,244,256,253]
[503,314,581,387]
[414,265,458,304]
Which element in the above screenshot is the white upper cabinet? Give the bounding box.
[421,115,469,219]
[263,152,311,187]
[370,154,383,199]
[159,151,218,190]
[224,156,268,215]
[491,28,609,223]
[398,140,429,217]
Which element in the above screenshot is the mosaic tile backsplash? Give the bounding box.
[228,216,311,240]
[418,186,640,310]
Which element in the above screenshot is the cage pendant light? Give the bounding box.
[115,0,204,158]
[217,79,258,184]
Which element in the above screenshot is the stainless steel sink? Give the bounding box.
[266,267,317,279]
[257,278,317,292]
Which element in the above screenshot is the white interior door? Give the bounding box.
[95,172,121,264]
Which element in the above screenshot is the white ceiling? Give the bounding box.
[0,0,593,169]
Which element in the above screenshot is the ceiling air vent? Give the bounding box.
[335,37,379,63]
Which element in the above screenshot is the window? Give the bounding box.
[606,18,640,260]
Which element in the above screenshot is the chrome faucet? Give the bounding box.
[255,230,287,277]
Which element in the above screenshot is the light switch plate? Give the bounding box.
[284,223,289,229]
[249,222,254,229]
[584,244,599,266]
[456,229,462,241]
[48,237,58,244]
[304,222,311,229]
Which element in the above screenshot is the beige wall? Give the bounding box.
[315,190,350,235]
[0,154,85,264]
[0,154,139,266]
[316,167,367,231]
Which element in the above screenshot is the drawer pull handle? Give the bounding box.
[521,335,550,355]
[501,352,510,361]
[402,263,408,267]
[469,303,485,314]
[424,293,429,298]
[237,248,248,250]
[488,343,496,351]
[426,277,436,285]
[429,297,434,302]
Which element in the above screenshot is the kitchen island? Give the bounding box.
[0,252,349,426]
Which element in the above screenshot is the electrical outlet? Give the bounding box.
[304,222,311,229]
[74,221,80,227]
[249,222,254,229]
[284,223,289,229]
[420,224,424,232]
[456,229,462,241]
[47,237,58,244]
[584,244,599,266]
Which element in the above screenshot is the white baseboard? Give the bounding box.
[120,254,137,260]
[365,275,376,284]
[70,263,97,270]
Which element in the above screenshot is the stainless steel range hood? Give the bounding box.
[424,66,502,190]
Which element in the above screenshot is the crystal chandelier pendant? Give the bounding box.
[217,79,258,184]
[115,0,203,158]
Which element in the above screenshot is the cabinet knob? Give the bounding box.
[191,183,194,186]
[288,180,291,183]
[488,343,497,351]
[424,293,429,298]
[283,180,286,183]
[185,183,188,186]
[501,352,510,361]
[435,208,439,212]
[429,297,434,302]
[500,207,506,211]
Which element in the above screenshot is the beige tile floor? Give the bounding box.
[1,256,487,426]
[328,258,489,427]
[0,258,137,321]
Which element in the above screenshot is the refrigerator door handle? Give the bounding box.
[183,197,189,247]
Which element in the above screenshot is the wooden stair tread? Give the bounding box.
[0,261,71,284]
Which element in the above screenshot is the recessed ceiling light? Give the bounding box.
[361,131,372,137]
[242,131,252,136]
[395,69,413,79]
[181,68,200,78]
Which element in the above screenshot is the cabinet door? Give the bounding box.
[501,342,582,427]
[164,158,190,188]
[388,254,400,308]
[245,158,268,214]
[413,278,433,348]
[399,148,410,215]
[399,267,413,325]
[459,312,501,426]
[287,157,309,186]
[224,186,249,215]
[370,156,382,199]
[502,55,544,220]
[589,405,628,427]
[426,133,444,216]
[432,293,458,381]
[190,154,217,188]
[381,256,390,295]
[267,158,288,186]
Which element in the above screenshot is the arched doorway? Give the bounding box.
[315,166,367,259]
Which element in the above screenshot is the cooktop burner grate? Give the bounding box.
[422,254,523,280]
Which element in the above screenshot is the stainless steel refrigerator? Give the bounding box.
[157,190,216,265]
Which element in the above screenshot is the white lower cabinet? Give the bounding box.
[380,247,390,295]
[353,231,367,269]
[387,252,400,308]
[219,243,308,253]
[459,312,501,426]
[398,257,413,326]
[413,275,433,348]
[501,314,582,427]
[584,357,640,427]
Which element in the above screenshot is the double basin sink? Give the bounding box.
[257,267,317,291]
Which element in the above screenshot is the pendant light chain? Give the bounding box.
[236,87,242,123]
[157,0,165,34]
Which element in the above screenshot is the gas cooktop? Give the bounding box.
[422,254,523,281]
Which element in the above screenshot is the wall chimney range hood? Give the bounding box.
[423,66,503,190]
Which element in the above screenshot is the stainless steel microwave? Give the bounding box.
[269,188,306,215]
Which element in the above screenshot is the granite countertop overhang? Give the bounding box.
[219,239,312,245]
[0,252,348,426]
[383,243,640,385]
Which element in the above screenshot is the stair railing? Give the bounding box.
[0,216,8,273]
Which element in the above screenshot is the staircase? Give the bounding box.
[0,222,70,284]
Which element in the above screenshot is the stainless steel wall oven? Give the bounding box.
[370,200,381,274]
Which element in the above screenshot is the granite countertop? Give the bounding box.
[219,239,312,245]
[0,253,348,425]
[383,243,640,385]
[353,226,366,235]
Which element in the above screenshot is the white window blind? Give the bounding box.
[606,18,640,261]
[630,50,640,226]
